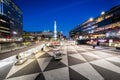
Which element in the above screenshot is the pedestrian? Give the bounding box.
[93,44,96,49]
[41,47,44,51]
[97,41,100,46]
[92,40,96,49]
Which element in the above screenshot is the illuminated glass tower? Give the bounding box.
[54,20,57,40]
[0,0,23,40]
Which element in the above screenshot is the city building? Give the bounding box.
[69,24,82,40]
[23,30,64,42]
[23,31,54,41]
[0,0,23,42]
[70,5,120,47]
[0,15,10,39]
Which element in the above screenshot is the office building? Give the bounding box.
[0,0,23,42]
[70,5,120,47]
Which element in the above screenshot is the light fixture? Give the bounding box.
[101,11,105,15]
[13,31,17,34]
[89,17,94,21]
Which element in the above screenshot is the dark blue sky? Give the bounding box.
[14,0,120,36]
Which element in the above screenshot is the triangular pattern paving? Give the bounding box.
[92,51,113,58]
[90,59,120,73]
[6,73,39,80]
[81,54,99,62]
[69,54,86,62]
[67,51,77,55]
[91,64,120,80]
[39,52,52,58]
[69,67,89,80]
[44,58,67,71]
[102,50,119,56]
[0,62,13,80]
[8,60,41,78]
[60,55,68,66]
[70,63,104,80]
[35,73,45,80]
[106,57,120,64]
[1,45,120,80]
[68,56,85,66]
[37,57,52,71]
[107,60,120,68]
[44,67,69,80]
[6,59,35,78]
[77,50,86,53]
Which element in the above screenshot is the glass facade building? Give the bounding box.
[70,5,120,47]
[0,0,23,41]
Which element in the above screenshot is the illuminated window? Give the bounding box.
[96,17,104,23]
[0,26,10,30]
[105,14,113,19]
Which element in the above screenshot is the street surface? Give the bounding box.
[0,45,120,80]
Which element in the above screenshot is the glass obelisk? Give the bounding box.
[54,20,57,40]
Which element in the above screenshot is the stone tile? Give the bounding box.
[67,51,77,55]
[69,54,86,61]
[35,73,45,80]
[69,67,89,80]
[39,52,52,58]
[8,60,41,78]
[6,73,39,80]
[91,64,120,80]
[6,59,35,78]
[60,55,68,66]
[106,57,120,64]
[44,67,69,80]
[90,59,120,74]
[107,60,120,68]
[92,51,113,58]
[37,57,52,71]
[0,62,13,80]
[68,56,85,66]
[44,58,67,71]
[70,63,104,80]
[81,54,100,62]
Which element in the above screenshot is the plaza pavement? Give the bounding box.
[0,45,120,80]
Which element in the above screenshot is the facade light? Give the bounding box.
[89,18,94,21]
[13,31,17,34]
[101,11,105,15]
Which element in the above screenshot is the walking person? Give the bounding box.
[97,41,100,46]
[93,44,95,49]
[92,40,97,49]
